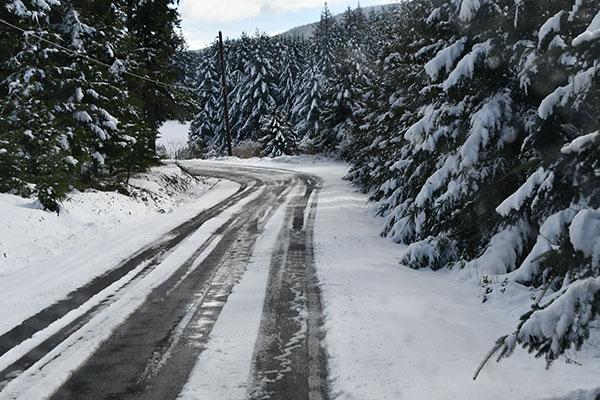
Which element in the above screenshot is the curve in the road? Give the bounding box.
[0,163,330,400]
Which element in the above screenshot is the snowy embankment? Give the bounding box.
[204,156,600,400]
[0,164,238,335]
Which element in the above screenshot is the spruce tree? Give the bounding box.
[126,0,184,153]
[234,33,277,142]
[1,0,72,210]
[292,56,325,152]
[189,43,225,156]
[259,105,298,157]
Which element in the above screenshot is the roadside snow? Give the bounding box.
[209,155,600,400]
[0,163,239,335]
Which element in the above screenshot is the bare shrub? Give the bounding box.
[232,140,262,158]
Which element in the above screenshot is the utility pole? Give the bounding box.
[218,31,233,156]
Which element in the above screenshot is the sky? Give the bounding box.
[179,0,397,50]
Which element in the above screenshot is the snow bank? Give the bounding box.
[0,164,209,274]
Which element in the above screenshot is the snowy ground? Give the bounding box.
[1,154,599,399]
[0,164,238,335]
[198,155,600,400]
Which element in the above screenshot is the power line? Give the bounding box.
[0,18,197,93]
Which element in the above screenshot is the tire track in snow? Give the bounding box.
[0,178,254,361]
[0,170,262,392]
[248,176,329,400]
[46,170,297,399]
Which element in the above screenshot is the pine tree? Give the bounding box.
[234,33,277,142]
[189,43,225,156]
[1,0,73,210]
[318,6,371,155]
[277,36,305,116]
[56,1,147,184]
[292,56,325,152]
[1,0,185,210]
[126,0,184,153]
[259,105,298,157]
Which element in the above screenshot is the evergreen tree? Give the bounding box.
[234,33,277,142]
[126,0,184,152]
[292,56,326,151]
[188,43,225,156]
[1,0,73,210]
[277,36,305,116]
[259,105,298,157]
[1,0,187,210]
[319,6,371,155]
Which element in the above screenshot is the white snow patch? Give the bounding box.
[424,37,467,81]
[158,120,191,158]
[538,11,564,48]
[561,131,599,154]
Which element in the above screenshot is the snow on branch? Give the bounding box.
[569,209,600,266]
[538,66,598,119]
[538,11,564,49]
[572,11,600,46]
[459,92,514,168]
[442,40,492,91]
[424,37,467,81]
[503,276,600,364]
[459,0,486,22]
[400,236,457,270]
[510,209,577,285]
[464,220,531,275]
[561,131,599,154]
[496,168,553,217]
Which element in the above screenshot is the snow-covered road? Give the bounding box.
[0,158,598,400]
[0,162,328,400]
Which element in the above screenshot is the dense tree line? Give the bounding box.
[0,0,185,211]
[186,4,375,158]
[188,1,600,367]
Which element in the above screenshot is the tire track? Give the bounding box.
[0,177,255,361]
[48,173,297,400]
[248,176,329,400]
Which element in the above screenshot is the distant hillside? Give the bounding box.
[281,4,399,38]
